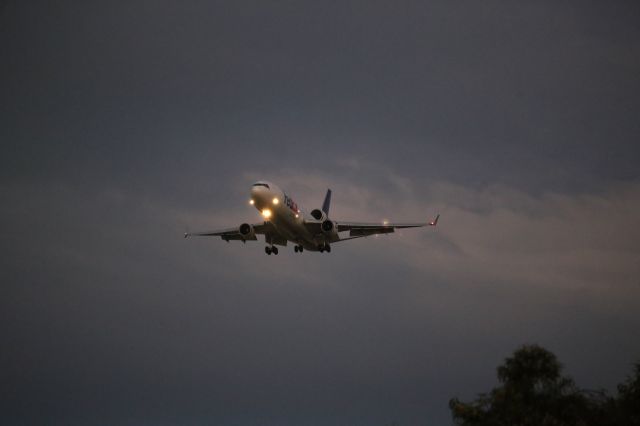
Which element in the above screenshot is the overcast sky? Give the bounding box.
[2,1,640,425]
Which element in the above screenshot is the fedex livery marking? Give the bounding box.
[284,194,299,213]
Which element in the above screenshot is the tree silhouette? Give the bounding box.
[449,344,593,426]
[608,362,640,426]
[449,345,640,426]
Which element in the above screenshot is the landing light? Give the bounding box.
[249,199,254,205]
[272,197,279,205]
[262,209,272,219]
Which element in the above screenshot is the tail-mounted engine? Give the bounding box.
[310,209,327,221]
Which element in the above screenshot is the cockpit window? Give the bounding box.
[252,183,270,189]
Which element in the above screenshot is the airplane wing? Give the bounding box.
[184,222,276,242]
[336,214,439,238]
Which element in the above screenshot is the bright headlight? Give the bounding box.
[272,197,279,205]
[262,209,272,218]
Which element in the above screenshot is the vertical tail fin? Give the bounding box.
[322,189,332,215]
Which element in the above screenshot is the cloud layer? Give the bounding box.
[2,166,639,425]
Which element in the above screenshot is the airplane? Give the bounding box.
[185,181,439,255]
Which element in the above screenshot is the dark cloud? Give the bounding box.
[2,1,640,425]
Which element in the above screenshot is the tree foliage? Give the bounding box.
[608,362,640,426]
[449,345,640,426]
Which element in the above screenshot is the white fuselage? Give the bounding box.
[250,181,330,251]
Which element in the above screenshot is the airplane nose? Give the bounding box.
[250,185,268,206]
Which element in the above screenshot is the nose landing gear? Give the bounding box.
[265,246,279,255]
[294,245,304,253]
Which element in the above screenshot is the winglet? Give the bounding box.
[428,214,440,226]
[322,189,332,215]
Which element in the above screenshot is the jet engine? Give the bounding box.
[321,219,337,236]
[238,223,256,240]
[310,209,327,221]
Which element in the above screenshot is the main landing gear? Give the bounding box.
[265,246,279,255]
[318,244,331,253]
[294,245,304,253]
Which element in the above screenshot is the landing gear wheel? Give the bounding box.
[298,245,303,253]
[325,244,331,253]
[294,246,299,253]
[265,246,272,255]
[272,246,279,255]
